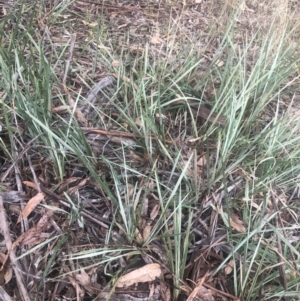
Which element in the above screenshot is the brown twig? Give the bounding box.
[202,282,240,300]
[186,270,209,301]
[81,127,176,145]
[0,196,31,301]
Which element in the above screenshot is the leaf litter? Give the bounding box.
[1,0,300,301]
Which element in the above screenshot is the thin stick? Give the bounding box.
[81,127,175,145]
[186,271,209,301]
[202,283,240,300]
[0,196,31,301]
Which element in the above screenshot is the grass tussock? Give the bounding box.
[0,1,300,301]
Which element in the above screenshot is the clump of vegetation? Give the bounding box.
[1,1,300,300]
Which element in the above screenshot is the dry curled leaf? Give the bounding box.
[193,286,214,301]
[150,34,164,45]
[230,213,246,233]
[111,60,120,67]
[150,204,160,221]
[81,20,98,27]
[225,259,234,275]
[143,225,152,242]
[75,268,101,295]
[135,117,143,127]
[0,252,12,285]
[130,150,146,163]
[116,263,162,288]
[64,266,84,298]
[197,155,207,167]
[1,210,53,269]
[51,105,70,113]
[17,192,45,223]
[3,266,13,284]
[23,181,37,189]
[135,228,143,244]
